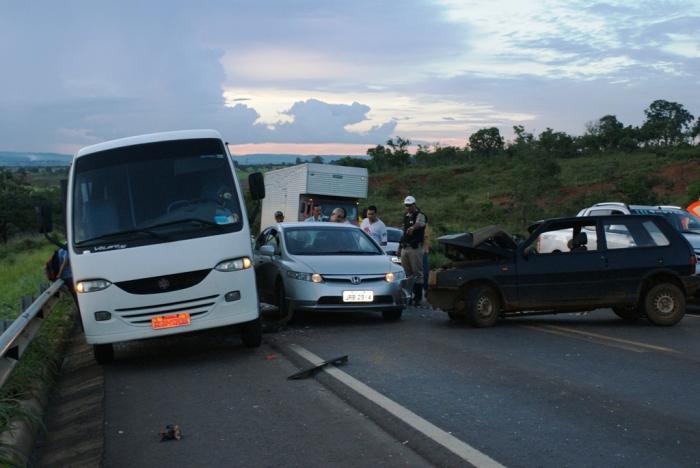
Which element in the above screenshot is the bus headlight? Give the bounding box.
[215,257,252,272]
[75,279,112,293]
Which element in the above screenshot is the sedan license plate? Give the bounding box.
[151,313,191,330]
[343,291,374,303]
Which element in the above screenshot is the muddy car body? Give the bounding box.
[427,215,700,327]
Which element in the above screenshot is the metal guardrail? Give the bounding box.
[0,280,64,388]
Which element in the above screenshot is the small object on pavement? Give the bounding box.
[160,424,183,441]
[265,353,278,360]
[288,355,348,380]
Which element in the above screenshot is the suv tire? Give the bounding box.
[465,286,500,328]
[644,283,685,326]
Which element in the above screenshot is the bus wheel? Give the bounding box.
[93,344,114,364]
[241,318,262,347]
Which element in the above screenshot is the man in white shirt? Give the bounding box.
[360,205,387,246]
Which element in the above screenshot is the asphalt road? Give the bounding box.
[101,306,700,467]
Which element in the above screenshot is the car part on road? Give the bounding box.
[288,355,348,380]
[159,424,182,441]
[644,283,685,326]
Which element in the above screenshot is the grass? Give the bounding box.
[0,236,56,321]
[0,238,75,463]
[365,148,700,246]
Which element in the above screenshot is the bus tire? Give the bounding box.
[93,343,114,365]
[241,318,262,347]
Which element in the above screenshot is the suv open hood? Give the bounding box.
[438,225,517,260]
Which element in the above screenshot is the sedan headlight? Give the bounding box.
[287,271,323,283]
[385,270,405,282]
[390,256,401,264]
[75,279,111,294]
[215,257,252,272]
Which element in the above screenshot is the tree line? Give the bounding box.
[336,99,699,171]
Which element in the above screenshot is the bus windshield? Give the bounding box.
[72,138,243,250]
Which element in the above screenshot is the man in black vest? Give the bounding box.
[399,195,427,305]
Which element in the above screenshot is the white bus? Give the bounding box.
[64,130,264,363]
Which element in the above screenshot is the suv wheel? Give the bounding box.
[612,306,641,321]
[644,283,685,326]
[465,286,500,328]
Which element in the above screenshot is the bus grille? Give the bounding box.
[115,269,211,295]
[114,294,219,325]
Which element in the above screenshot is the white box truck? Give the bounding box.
[57,129,266,364]
[261,163,368,226]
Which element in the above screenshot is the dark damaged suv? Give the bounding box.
[427,215,700,327]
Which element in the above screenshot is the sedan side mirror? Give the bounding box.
[260,245,275,257]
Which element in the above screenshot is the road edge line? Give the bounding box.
[287,343,505,468]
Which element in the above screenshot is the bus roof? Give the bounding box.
[75,129,224,158]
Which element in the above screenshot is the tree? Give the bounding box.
[640,99,695,146]
[367,144,390,171]
[310,155,324,164]
[386,137,411,168]
[537,128,576,158]
[0,170,34,243]
[509,151,562,226]
[469,127,504,156]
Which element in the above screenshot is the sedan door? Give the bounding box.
[253,228,282,302]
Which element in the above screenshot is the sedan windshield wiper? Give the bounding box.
[333,251,380,255]
[76,228,169,247]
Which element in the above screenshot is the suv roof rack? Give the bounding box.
[658,205,682,210]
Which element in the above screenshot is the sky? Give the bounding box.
[1,1,699,155]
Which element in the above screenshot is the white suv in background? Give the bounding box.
[538,202,700,274]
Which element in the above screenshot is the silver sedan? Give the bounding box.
[253,223,411,320]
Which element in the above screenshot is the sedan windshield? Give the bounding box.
[72,138,242,250]
[284,227,383,255]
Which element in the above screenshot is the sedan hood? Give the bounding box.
[290,254,396,274]
[438,225,516,260]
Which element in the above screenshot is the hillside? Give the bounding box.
[364,148,700,239]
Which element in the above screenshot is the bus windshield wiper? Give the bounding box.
[76,228,169,247]
[145,218,226,231]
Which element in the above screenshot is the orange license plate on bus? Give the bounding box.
[151,313,191,330]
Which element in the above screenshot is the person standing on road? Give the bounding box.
[360,205,387,247]
[422,223,430,294]
[274,211,285,223]
[399,196,427,306]
[305,204,324,222]
[330,207,351,223]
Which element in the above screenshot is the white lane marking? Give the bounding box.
[288,344,505,468]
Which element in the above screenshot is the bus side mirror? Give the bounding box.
[248,172,265,201]
[37,204,53,234]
